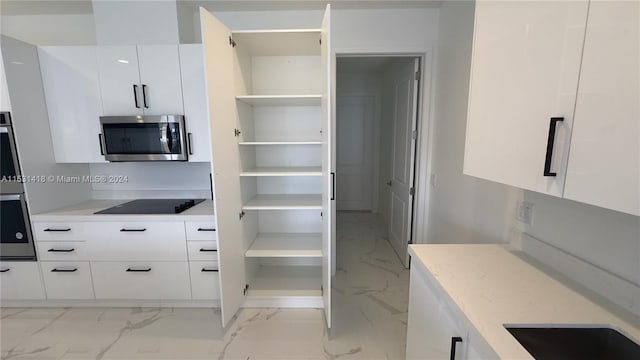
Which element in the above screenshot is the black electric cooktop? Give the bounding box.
[95,199,205,215]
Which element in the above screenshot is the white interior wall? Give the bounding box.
[431,1,639,309]
[1,36,92,213]
[427,1,519,245]
[88,162,211,199]
[0,14,97,46]
[335,64,382,212]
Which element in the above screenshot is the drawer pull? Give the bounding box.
[51,268,78,273]
[450,336,463,360]
[0,268,10,273]
[44,228,71,232]
[120,228,147,232]
[197,228,216,232]
[126,267,151,272]
[201,268,218,272]
[48,248,75,253]
[199,248,217,252]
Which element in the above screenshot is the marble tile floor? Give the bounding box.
[1,212,410,360]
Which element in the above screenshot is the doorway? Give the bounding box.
[335,56,421,268]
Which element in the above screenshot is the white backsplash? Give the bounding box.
[89,162,212,200]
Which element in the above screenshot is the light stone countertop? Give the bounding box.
[31,199,216,222]
[408,244,640,359]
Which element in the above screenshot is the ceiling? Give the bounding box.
[0,0,444,16]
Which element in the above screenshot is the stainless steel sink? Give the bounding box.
[505,326,640,360]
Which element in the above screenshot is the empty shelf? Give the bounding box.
[239,141,322,145]
[245,233,322,258]
[242,194,322,210]
[240,167,322,177]
[247,265,322,297]
[231,29,322,56]
[236,95,321,106]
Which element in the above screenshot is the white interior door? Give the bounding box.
[336,95,374,211]
[321,4,332,329]
[200,7,246,328]
[388,58,419,268]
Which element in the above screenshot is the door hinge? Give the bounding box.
[243,284,249,295]
[411,130,417,140]
[319,38,322,45]
[321,285,323,294]
[229,36,237,48]
[409,187,415,196]
[239,210,245,220]
[415,71,421,81]
[234,128,241,137]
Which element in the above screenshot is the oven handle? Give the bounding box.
[0,194,21,201]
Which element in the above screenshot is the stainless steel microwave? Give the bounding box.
[99,115,188,161]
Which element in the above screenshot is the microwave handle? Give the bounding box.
[98,134,105,155]
[161,124,172,154]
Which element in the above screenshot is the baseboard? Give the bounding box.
[0,299,220,308]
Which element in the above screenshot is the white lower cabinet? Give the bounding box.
[406,264,480,360]
[91,261,191,300]
[0,262,46,300]
[189,261,220,300]
[40,261,95,299]
[36,241,89,261]
[187,241,218,262]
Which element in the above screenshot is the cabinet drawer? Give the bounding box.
[189,261,220,300]
[187,241,218,261]
[40,262,95,299]
[86,222,187,261]
[91,262,191,300]
[0,262,45,300]
[33,222,88,241]
[185,221,218,241]
[36,241,89,261]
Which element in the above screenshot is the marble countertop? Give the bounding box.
[408,244,640,359]
[31,199,216,222]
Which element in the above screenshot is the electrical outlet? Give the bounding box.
[516,201,534,226]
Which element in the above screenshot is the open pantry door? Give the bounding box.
[200,7,246,328]
[321,4,333,330]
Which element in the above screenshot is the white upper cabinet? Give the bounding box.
[179,44,212,162]
[97,45,183,116]
[563,1,639,216]
[465,0,638,216]
[464,0,589,197]
[0,51,11,112]
[38,46,105,163]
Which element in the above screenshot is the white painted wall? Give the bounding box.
[430,1,639,314]
[1,36,91,213]
[426,1,519,245]
[336,64,383,212]
[92,0,179,45]
[0,14,97,46]
[89,162,212,199]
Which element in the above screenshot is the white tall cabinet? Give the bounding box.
[200,6,333,328]
[464,0,639,216]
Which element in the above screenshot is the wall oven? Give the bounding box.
[1,111,36,260]
[99,115,189,161]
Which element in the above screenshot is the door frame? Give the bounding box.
[332,50,433,272]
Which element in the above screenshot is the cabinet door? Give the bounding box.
[406,264,468,359]
[464,0,588,197]
[563,1,640,216]
[179,44,211,162]
[201,7,246,328]
[320,4,333,329]
[1,51,11,111]
[38,46,105,163]
[137,45,184,115]
[0,262,45,300]
[40,261,95,299]
[97,46,142,115]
